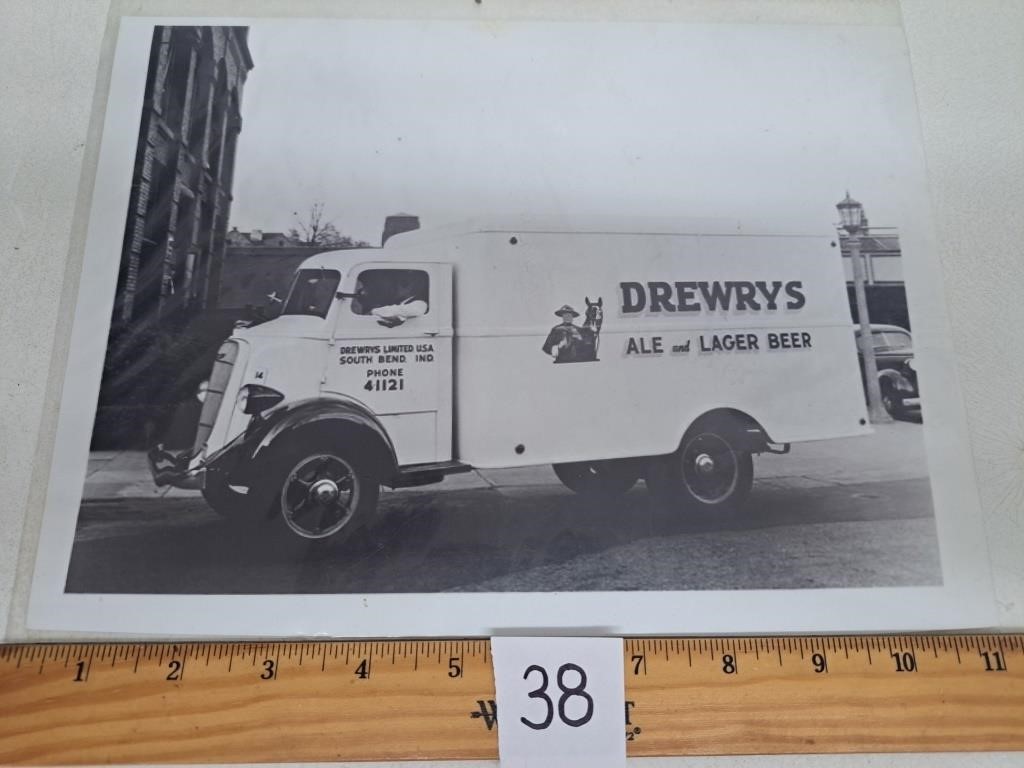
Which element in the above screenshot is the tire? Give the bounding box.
[880,385,905,419]
[647,415,754,513]
[553,460,640,499]
[265,434,380,545]
[201,472,252,521]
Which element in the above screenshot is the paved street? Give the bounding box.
[66,420,941,593]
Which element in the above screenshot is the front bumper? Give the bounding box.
[148,444,205,489]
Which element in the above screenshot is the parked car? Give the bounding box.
[854,324,920,418]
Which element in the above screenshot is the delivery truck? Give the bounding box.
[149,220,871,543]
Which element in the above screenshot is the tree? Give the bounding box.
[288,202,370,248]
[289,201,339,245]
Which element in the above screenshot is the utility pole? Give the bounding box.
[837,192,891,424]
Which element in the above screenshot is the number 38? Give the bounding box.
[521,663,595,730]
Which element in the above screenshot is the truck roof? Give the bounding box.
[299,216,835,272]
[291,217,854,341]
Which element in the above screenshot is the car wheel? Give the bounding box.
[647,415,754,513]
[880,385,904,418]
[552,460,640,499]
[268,436,380,545]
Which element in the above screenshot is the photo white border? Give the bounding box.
[26,16,996,637]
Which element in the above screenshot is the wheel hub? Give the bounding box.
[310,478,340,505]
[281,453,361,541]
[694,453,716,474]
[680,432,741,506]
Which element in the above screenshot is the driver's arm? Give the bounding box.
[371,299,428,323]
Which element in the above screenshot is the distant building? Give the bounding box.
[96,26,253,448]
[220,218,406,320]
[839,229,910,330]
[220,229,331,314]
[225,227,299,248]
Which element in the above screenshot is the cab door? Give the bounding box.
[322,262,452,466]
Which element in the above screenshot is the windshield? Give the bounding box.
[282,269,341,318]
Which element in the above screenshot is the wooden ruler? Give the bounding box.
[2,635,1023,764]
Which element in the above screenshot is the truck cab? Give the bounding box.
[151,251,458,541]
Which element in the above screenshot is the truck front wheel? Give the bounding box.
[553,460,640,498]
[647,416,754,513]
[268,436,380,543]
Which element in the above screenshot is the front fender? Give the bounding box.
[209,397,399,486]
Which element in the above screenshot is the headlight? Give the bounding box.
[196,379,209,403]
[239,384,285,415]
[906,358,916,372]
[235,386,248,414]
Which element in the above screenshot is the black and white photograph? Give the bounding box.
[27,15,995,636]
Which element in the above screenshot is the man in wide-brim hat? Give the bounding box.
[542,304,584,363]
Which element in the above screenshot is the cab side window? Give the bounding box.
[351,269,430,328]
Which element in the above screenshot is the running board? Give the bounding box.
[389,461,473,488]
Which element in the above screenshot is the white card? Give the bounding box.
[491,637,626,768]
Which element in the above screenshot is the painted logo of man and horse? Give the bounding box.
[541,297,604,364]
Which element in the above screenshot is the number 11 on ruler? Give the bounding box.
[491,637,625,767]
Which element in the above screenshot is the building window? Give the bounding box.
[163,30,192,138]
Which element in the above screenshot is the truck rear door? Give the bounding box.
[323,261,453,466]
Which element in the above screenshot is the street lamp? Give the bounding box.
[838,192,891,424]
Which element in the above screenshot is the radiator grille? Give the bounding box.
[192,340,239,456]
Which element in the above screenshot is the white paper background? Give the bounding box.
[2,0,1023,766]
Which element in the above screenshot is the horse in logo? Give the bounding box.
[579,296,603,361]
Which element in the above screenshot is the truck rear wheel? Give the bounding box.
[553,460,640,499]
[647,415,753,513]
[268,436,380,544]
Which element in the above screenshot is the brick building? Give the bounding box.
[114,26,253,323]
[96,26,253,447]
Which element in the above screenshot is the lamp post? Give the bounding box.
[838,192,891,424]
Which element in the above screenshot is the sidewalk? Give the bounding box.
[81,421,927,502]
